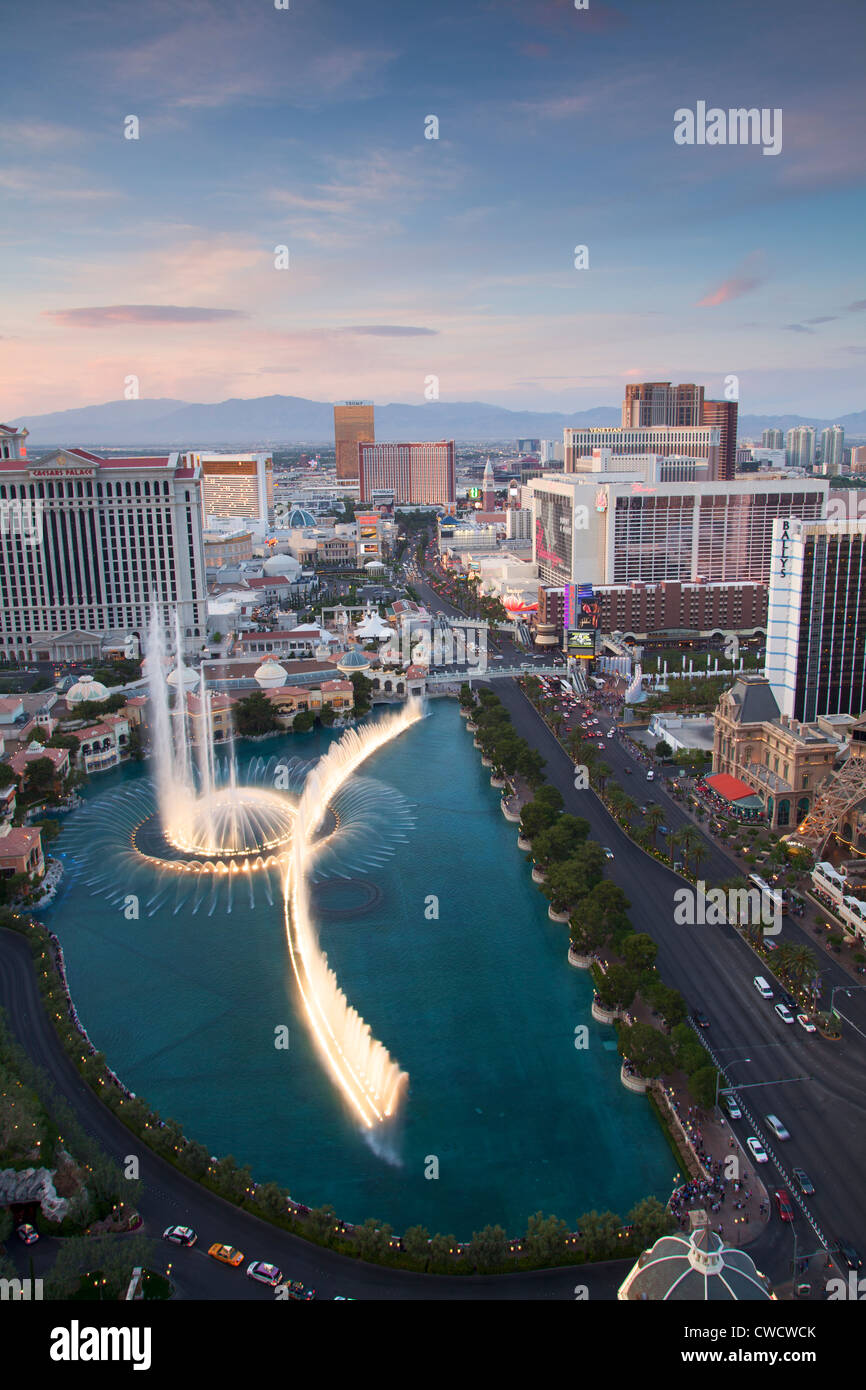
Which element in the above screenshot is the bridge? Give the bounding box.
[425,664,574,685]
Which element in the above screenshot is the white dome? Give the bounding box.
[255,659,288,689]
[166,663,200,690]
[365,559,385,571]
[263,553,301,577]
[67,675,109,706]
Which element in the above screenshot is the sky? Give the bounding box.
[1,0,865,420]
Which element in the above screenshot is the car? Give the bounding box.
[753,975,774,999]
[286,1280,316,1300]
[246,1261,284,1287]
[774,1189,794,1223]
[16,1223,38,1245]
[597,742,605,750]
[692,1008,710,1028]
[765,1113,791,1141]
[163,1225,197,1247]
[603,847,614,860]
[607,730,615,739]
[774,1002,795,1024]
[658,825,669,835]
[646,770,655,780]
[779,990,798,1011]
[623,767,632,774]
[797,1013,816,1033]
[747,1136,769,1163]
[639,805,648,815]
[333,1295,356,1300]
[793,1167,815,1196]
[208,1243,244,1267]
[724,1094,742,1120]
[835,1239,863,1270]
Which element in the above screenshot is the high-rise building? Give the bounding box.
[530,473,827,589]
[622,382,705,428]
[181,451,273,522]
[482,459,495,511]
[785,426,816,470]
[850,446,866,475]
[0,431,207,661]
[820,425,845,474]
[701,399,738,482]
[517,438,541,454]
[334,401,375,482]
[766,518,866,722]
[565,425,721,477]
[762,428,784,450]
[358,441,455,508]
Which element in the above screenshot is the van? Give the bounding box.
[646,770,655,781]
[753,975,773,999]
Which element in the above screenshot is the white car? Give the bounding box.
[246,1261,283,1286]
[766,1113,790,1141]
[746,1136,769,1164]
[797,1013,816,1032]
[163,1225,197,1247]
[774,1003,795,1024]
[724,1095,742,1121]
[603,847,614,860]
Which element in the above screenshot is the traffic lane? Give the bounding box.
[491,683,866,1269]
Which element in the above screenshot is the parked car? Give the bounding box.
[773,1189,794,1223]
[163,1225,197,1247]
[793,1167,815,1196]
[797,1013,816,1033]
[747,1136,769,1163]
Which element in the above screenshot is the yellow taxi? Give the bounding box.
[208,1243,244,1267]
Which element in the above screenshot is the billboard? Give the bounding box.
[566,629,596,658]
[577,582,600,630]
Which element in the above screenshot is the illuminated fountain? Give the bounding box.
[284,701,423,1128]
[146,603,297,866]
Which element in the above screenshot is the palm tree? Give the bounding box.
[677,825,701,874]
[620,796,639,824]
[596,762,612,793]
[644,805,665,850]
[787,944,818,996]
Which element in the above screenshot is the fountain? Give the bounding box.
[142,601,420,1126]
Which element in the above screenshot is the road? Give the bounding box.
[413,553,866,1287]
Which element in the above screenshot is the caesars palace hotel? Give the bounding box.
[0,423,207,662]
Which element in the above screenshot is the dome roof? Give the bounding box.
[254,659,288,689]
[67,675,109,706]
[620,1222,772,1301]
[365,559,385,571]
[263,553,301,577]
[285,506,316,528]
[166,663,200,690]
[337,647,372,672]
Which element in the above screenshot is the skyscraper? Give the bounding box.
[622,382,704,428]
[700,399,738,482]
[762,428,784,450]
[181,451,273,521]
[565,424,721,476]
[785,426,816,470]
[820,425,845,474]
[334,401,375,482]
[358,441,455,507]
[0,431,207,661]
[766,517,866,721]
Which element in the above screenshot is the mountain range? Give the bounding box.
[9,395,866,447]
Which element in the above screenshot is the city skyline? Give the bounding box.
[1,0,865,419]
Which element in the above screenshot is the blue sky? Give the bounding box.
[1,0,864,417]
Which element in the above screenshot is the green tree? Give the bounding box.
[689,1064,720,1109]
[353,1217,393,1260]
[627,1196,676,1248]
[617,1021,674,1078]
[293,709,315,733]
[644,804,665,849]
[524,1211,569,1264]
[467,1224,509,1270]
[596,964,639,1012]
[621,932,658,973]
[402,1225,431,1262]
[531,815,590,866]
[318,704,337,727]
[576,1209,623,1260]
[655,740,673,759]
[233,690,281,736]
[306,1204,338,1240]
[428,1232,458,1266]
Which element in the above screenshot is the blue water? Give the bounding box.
[45,702,678,1238]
